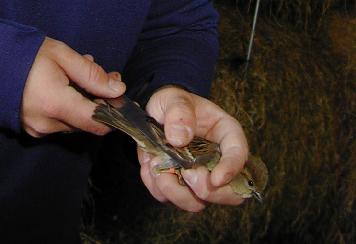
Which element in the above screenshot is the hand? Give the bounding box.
[137,86,248,212]
[21,37,126,137]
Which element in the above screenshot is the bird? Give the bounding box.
[92,95,268,202]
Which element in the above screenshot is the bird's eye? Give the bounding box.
[248,180,254,187]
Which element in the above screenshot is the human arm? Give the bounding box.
[0,18,44,131]
[125,1,248,211]
[124,0,219,104]
[137,87,248,211]
[0,19,125,136]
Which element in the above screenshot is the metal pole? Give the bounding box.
[244,0,261,75]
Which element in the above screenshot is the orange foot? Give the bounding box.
[159,168,185,185]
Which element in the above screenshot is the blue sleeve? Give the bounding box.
[124,0,219,105]
[0,19,45,132]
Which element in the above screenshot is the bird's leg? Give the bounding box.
[155,167,185,185]
[176,169,185,185]
[151,159,186,185]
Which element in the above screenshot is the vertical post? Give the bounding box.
[244,0,261,75]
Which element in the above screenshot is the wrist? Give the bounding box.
[151,84,190,96]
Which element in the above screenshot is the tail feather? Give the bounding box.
[92,99,196,169]
[93,103,144,142]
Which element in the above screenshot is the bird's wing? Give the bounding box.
[92,96,195,168]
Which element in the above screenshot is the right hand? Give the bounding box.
[21,37,126,137]
[137,87,247,212]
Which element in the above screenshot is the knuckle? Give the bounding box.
[186,203,205,213]
[84,54,94,61]
[42,102,59,118]
[140,167,150,183]
[26,129,42,138]
[155,195,168,203]
[34,122,52,135]
[54,40,67,49]
[47,39,68,55]
[196,189,210,201]
[91,125,110,136]
[167,101,196,124]
[171,99,192,113]
[31,133,43,138]
[113,72,121,81]
[88,62,104,83]
[159,183,173,195]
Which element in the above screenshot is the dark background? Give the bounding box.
[82,1,356,243]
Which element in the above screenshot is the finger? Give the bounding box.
[93,98,105,105]
[151,158,205,212]
[182,168,244,205]
[24,125,45,138]
[163,96,196,147]
[52,40,125,98]
[82,56,122,86]
[206,116,249,187]
[137,147,153,166]
[108,71,122,82]
[24,119,75,137]
[83,54,94,62]
[55,86,112,135]
[155,173,206,212]
[137,148,168,202]
[140,163,167,202]
[36,119,75,134]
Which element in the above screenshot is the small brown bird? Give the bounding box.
[92,96,268,202]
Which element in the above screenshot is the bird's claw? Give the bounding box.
[154,167,185,185]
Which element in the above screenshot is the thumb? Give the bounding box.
[50,39,125,98]
[163,93,196,147]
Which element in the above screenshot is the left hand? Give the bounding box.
[137,86,249,212]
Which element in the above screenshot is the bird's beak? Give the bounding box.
[252,191,263,203]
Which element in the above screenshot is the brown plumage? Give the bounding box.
[92,96,268,202]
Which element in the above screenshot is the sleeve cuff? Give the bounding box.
[0,19,45,132]
[125,36,218,106]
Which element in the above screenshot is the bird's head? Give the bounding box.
[229,155,268,202]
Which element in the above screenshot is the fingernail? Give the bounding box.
[168,124,191,146]
[108,78,123,93]
[112,72,121,80]
[182,169,197,187]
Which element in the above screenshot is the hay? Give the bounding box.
[229,0,355,32]
[82,2,355,243]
